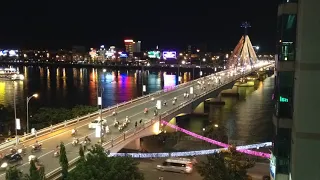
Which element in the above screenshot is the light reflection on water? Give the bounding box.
[164,76,274,144]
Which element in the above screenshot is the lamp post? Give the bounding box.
[98,87,104,145]
[98,80,114,145]
[26,93,38,133]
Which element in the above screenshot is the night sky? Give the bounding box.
[1,0,278,53]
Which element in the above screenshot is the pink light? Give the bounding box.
[161,120,271,158]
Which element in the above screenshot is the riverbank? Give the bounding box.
[0,61,217,72]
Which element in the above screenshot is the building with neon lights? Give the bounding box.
[124,39,141,58]
[274,0,320,179]
[272,0,297,179]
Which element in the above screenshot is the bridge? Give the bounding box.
[0,35,274,179]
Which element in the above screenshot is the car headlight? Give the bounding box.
[1,163,8,168]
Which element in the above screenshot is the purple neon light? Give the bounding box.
[163,51,177,59]
[161,120,271,158]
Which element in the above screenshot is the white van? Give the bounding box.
[156,158,193,173]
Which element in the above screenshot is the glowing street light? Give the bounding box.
[27,93,39,133]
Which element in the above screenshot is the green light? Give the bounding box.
[280,96,288,102]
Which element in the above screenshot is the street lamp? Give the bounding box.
[26,93,39,133]
[97,81,114,145]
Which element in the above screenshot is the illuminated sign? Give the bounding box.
[163,51,177,59]
[148,51,160,59]
[124,39,134,43]
[280,96,288,102]
[9,50,18,57]
[119,53,128,58]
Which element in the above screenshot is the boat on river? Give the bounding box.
[0,67,24,80]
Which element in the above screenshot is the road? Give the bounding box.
[139,159,269,180]
[0,70,231,179]
[0,63,272,179]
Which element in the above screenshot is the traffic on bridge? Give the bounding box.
[0,61,273,179]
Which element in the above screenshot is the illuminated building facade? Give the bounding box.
[124,39,134,57]
[272,0,297,179]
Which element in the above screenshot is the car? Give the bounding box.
[0,154,23,170]
[88,117,107,129]
[156,158,193,174]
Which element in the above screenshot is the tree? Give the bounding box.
[59,142,69,180]
[29,160,40,180]
[197,152,229,180]
[196,146,255,180]
[5,167,23,180]
[67,144,144,180]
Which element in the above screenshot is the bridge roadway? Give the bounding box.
[0,69,232,178]
[0,63,273,178]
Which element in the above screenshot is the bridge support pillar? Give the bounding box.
[124,138,141,151]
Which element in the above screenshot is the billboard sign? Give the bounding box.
[163,51,177,59]
[119,52,128,58]
[148,51,160,59]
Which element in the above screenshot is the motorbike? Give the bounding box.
[113,120,119,127]
[112,111,117,116]
[151,97,155,101]
[31,144,42,153]
[10,148,17,154]
[71,129,77,137]
[17,148,26,156]
[53,151,60,157]
[72,139,79,146]
[172,100,175,105]
[118,124,124,131]
[186,93,189,98]
[144,109,148,114]
[184,93,187,98]
[163,102,167,106]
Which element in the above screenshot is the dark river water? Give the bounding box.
[0,66,274,144]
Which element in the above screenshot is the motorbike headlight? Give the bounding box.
[1,163,8,168]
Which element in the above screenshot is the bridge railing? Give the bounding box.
[45,63,273,179]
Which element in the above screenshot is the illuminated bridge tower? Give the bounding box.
[272,0,297,180]
[227,22,258,69]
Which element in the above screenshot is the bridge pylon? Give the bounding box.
[227,22,258,69]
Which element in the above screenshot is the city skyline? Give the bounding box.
[1,0,278,53]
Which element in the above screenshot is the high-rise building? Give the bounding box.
[290,0,320,179]
[124,39,134,57]
[133,41,141,53]
[273,0,320,179]
[272,0,297,179]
